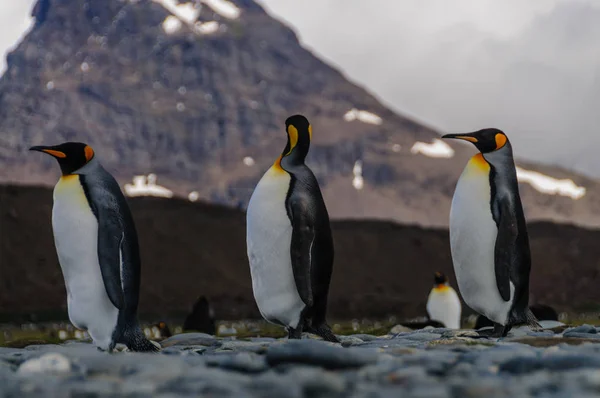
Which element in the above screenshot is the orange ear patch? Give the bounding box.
[43,149,66,158]
[286,125,299,155]
[308,125,312,140]
[84,145,94,162]
[495,133,507,150]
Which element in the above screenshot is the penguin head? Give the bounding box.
[29,142,95,175]
[280,114,312,166]
[434,272,448,285]
[442,128,508,153]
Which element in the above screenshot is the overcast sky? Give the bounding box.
[1,0,599,176]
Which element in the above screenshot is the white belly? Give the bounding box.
[52,176,119,349]
[246,165,305,329]
[426,286,462,329]
[449,158,514,325]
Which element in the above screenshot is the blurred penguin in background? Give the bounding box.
[183,296,216,335]
[426,272,462,329]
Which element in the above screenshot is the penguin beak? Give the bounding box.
[441,133,479,143]
[29,146,67,158]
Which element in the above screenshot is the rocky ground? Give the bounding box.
[3,322,600,397]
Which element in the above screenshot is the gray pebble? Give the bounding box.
[339,336,365,347]
[205,352,268,373]
[566,325,597,334]
[160,333,220,348]
[266,340,379,369]
[349,334,380,342]
[402,332,442,342]
[500,354,600,374]
[218,341,270,353]
[563,332,600,339]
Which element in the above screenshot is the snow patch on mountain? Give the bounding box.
[411,139,454,158]
[516,167,586,200]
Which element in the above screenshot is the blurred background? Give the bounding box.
[0,0,599,343]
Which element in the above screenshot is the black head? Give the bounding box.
[434,272,448,285]
[30,142,95,175]
[442,128,508,153]
[280,114,312,165]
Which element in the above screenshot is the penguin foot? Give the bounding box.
[287,327,302,340]
[475,323,510,338]
[307,324,340,343]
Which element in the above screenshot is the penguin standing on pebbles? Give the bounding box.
[30,142,158,352]
[443,129,540,337]
[426,272,462,329]
[246,115,339,342]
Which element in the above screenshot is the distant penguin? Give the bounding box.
[443,129,540,337]
[183,296,216,335]
[30,142,158,352]
[246,115,339,342]
[426,272,462,329]
[154,321,172,339]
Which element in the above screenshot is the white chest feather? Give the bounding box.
[52,175,119,349]
[426,286,462,329]
[246,165,305,328]
[449,155,514,325]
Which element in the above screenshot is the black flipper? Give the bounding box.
[80,175,124,310]
[288,197,314,308]
[494,197,518,302]
[96,209,125,310]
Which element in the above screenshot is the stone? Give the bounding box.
[17,353,72,376]
[338,336,365,347]
[390,325,413,334]
[441,330,480,339]
[266,340,379,369]
[500,354,600,374]
[563,332,600,340]
[160,333,220,348]
[349,334,380,342]
[402,332,442,342]
[218,341,270,353]
[205,353,269,373]
[539,320,566,330]
[566,325,597,334]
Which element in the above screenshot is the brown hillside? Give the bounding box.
[1,184,599,321]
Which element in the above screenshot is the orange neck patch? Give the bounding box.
[433,284,450,292]
[468,153,490,172]
[272,155,285,173]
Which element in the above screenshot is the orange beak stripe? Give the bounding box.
[452,136,478,143]
[43,149,67,158]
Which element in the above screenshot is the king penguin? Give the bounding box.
[426,272,462,329]
[30,142,158,352]
[246,115,339,342]
[442,129,540,337]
